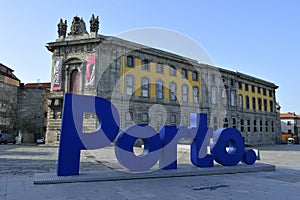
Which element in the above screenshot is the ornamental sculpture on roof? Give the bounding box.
[68,16,88,36]
[90,14,99,34]
[57,18,67,38]
[56,14,100,38]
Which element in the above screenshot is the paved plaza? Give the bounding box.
[0,144,300,199]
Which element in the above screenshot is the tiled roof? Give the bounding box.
[24,82,51,89]
[280,113,300,119]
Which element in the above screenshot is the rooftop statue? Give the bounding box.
[57,18,67,38]
[68,16,88,36]
[90,14,99,33]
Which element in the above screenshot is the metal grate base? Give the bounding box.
[34,163,275,184]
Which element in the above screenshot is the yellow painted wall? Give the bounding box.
[119,56,201,103]
[238,83,274,112]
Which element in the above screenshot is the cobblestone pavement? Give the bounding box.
[0,144,300,177]
[0,144,300,200]
[0,144,194,178]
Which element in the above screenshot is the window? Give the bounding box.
[182,84,188,102]
[240,119,244,132]
[246,96,250,109]
[183,115,188,123]
[252,97,256,110]
[223,118,228,128]
[181,69,188,79]
[238,82,242,90]
[239,94,243,108]
[70,69,80,93]
[142,113,149,123]
[245,83,249,91]
[170,114,176,124]
[222,89,226,98]
[213,117,218,131]
[230,79,234,86]
[169,82,177,101]
[269,89,273,97]
[169,65,176,76]
[257,86,261,94]
[270,100,274,112]
[232,118,237,128]
[156,63,164,73]
[231,91,236,106]
[125,75,134,95]
[265,121,269,132]
[126,55,134,67]
[252,85,255,93]
[192,71,198,81]
[193,86,199,103]
[211,74,216,82]
[156,80,164,99]
[247,119,251,132]
[260,120,263,132]
[288,129,292,133]
[141,77,150,97]
[263,88,267,96]
[263,99,268,111]
[254,120,257,132]
[287,121,291,125]
[157,113,163,121]
[258,98,262,111]
[142,59,149,71]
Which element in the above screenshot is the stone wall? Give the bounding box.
[16,87,47,143]
[0,82,18,132]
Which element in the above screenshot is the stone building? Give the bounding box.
[0,63,20,133]
[17,83,50,142]
[45,15,281,146]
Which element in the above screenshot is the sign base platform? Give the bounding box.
[34,163,275,184]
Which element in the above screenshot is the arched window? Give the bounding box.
[70,69,80,93]
[156,80,164,99]
[193,86,199,103]
[182,84,188,102]
[239,94,243,108]
[231,91,236,106]
[125,75,134,95]
[141,77,149,97]
[169,82,177,101]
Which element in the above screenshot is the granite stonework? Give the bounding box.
[0,64,20,133]
[16,84,50,142]
[45,15,281,146]
[0,62,51,143]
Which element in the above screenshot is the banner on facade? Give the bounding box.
[85,55,96,88]
[53,58,62,90]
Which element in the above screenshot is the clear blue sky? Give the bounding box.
[0,0,299,113]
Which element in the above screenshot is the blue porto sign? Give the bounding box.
[57,94,257,176]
